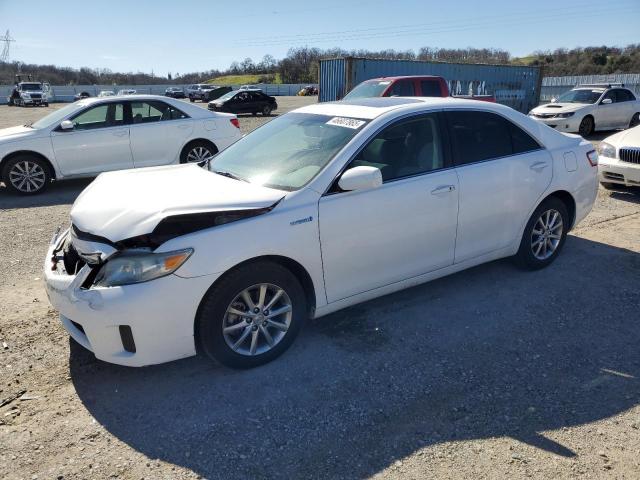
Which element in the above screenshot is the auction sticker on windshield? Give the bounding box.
[326,117,366,129]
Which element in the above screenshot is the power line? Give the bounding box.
[236,1,638,47]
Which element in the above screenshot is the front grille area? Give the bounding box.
[62,240,87,275]
[619,147,640,164]
[30,93,42,99]
[533,113,556,119]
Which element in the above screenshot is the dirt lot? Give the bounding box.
[0,98,639,480]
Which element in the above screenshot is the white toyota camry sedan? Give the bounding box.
[0,95,242,195]
[44,97,598,369]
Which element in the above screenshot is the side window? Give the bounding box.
[509,122,540,154]
[446,111,512,165]
[71,103,124,130]
[388,80,415,97]
[616,89,632,102]
[130,101,165,124]
[420,80,441,97]
[350,114,445,182]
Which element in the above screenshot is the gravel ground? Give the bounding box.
[0,98,639,480]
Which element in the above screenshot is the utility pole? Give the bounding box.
[1,30,15,62]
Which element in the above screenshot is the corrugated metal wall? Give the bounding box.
[540,73,640,102]
[0,83,318,104]
[318,58,346,103]
[319,57,543,113]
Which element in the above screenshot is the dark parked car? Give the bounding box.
[208,90,277,116]
[74,91,91,101]
[203,85,232,102]
[164,87,186,98]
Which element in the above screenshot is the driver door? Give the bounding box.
[50,102,133,176]
[319,113,458,303]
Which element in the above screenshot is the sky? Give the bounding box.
[0,0,638,76]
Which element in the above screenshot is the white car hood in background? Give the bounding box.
[70,164,285,242]
[0,125,41,141]
[604,125,640,147]
[531,103,586,114]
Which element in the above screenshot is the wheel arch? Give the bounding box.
[1,150,57,179]
[539,190,577,230]
[193,255,317,340]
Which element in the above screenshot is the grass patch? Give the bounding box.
[206,73,281,85]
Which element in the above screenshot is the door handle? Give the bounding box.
[530,161,548,172]
[112,130,128,137]
[431,185,455,195]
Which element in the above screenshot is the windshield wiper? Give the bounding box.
[213,170,248,182]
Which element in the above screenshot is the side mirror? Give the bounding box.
[601,98,613,105]
[60,120,74,130]
[338,166,382,192]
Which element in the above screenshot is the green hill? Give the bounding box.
[206,73,281,85]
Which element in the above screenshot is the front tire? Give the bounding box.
[514,197,569,270]
[262,105,272,116]
[197,261,307,368]
[2,154,51,195]
[578,116,594,137]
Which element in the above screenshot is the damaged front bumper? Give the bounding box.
[43,229,220,367]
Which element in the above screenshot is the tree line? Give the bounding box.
[1,44,638,85]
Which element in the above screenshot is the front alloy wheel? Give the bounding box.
[197,261,307,368]
[222,283,292,356]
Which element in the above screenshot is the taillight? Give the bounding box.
[586,150,598,167]
[230,118,240,129]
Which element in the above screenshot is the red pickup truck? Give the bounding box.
[342,75,496,102]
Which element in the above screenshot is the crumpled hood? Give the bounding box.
[531,103,585,114]
[70,164,285,242]
[0,125,41,141]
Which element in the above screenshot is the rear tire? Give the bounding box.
[180,140,218,164]
[630,113,640,129]
[578,116,594,137]
[514,197,569,270]
[262,105,272,116]
[2,154,51,195]
[197,261,307,369]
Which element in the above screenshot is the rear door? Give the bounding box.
[128,100,194,167]
[50,101,132,176]
[613,89,636,128]
[445,110,552,263]
[385,80,415,97]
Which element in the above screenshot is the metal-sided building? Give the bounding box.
[319,57,543,113]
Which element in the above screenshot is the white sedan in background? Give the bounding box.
[598,125,640,189]
[0,95,242,194]
[529,84,640,137]
[44,97,598,369]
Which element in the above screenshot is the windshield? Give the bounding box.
[21,83,43,91]
[556,89,603,104]
[344,80,391,100]
[217,91,237,101]
[211,112,368,191]
[30,103,82,129]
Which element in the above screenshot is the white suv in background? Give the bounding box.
[529,84,640,137]
[0,95,242,194]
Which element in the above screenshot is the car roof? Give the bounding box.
[295,96,509,120]
[362,75,443,82]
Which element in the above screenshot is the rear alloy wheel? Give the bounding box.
[515,197,569,270]
[180,141,218,164]
[630,113,640,129]
[197,261,307,368]
[578,116,594,137]
[2,155,50,195]
[262,105,272,116]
